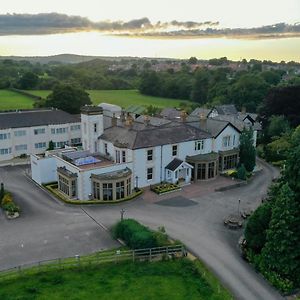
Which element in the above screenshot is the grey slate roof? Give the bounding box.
[165,158,184,171]
[135,115,172,127]
[0,109,80,130]
[190,107,211,117]
[160,108,182,119]
[214,104,238,115]
[100,123,211,150]
[186,116,239,137]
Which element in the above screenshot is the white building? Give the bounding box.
[31,104,253,201]
[0,109,81,161]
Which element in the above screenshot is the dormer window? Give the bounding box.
[195,140,204,151]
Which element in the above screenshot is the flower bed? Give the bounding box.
[150,182,181,195]
[0,191,20,219]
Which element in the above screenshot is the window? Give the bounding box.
[34,128,45,135]
[35,142,46,149]
[195,140,205,151]
[15,144,27,151]
[71,180,77,197]
[55,128,67,134]
[167,170,171,178]
[71,138,81,145]
[122,151,126,163]
[126,178,131,196]
[14,130,26,137]
[104,143,108,155]
[94,123,97,133]
[175,170,178,179]
[51,128,55,134]
[116,181,125,199]
[208,162,215,179]
[54,141,68,148]
[172,145,178,156]
[93,182,100,200]
[222,136,231,147]
[223,154,238,170]
[147,149,153,161]
[0,133,10,140]
[71,124,81,131]
[102,183,113,201]
[115,150,120,163]
[233,135,236,146]
[0,148,11,155]
[147,167,153,180]
[58,175,70,196]
[197,163,206,180]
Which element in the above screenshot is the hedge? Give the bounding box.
[113,219,160,249]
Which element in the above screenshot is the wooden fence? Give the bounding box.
[0,245,186,281]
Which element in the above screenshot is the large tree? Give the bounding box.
[191,68,209,104]
[239,128,256,172]
[261,183,300,288]
[45,84,91,114]
[260,85,300,128]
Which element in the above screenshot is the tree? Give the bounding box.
[239,128,256,172]
[237,164,247,180]
[45,84,91,114]
[47,141,55,151]
[261,183,300,288]
[228,74,269,112]
[260,71,281,86]
[267,115,290,139]
[188,57,198,64]
[18,71,39,89]
[244,202,272,254]
[260,85,300,128]
[191,69,209,104]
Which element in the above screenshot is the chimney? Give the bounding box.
[111,113,117,127]
[199,113,207,130]
[144,115,150,126]
[120,110,126,123]
[180,110,187,122]
[125,113,134,128]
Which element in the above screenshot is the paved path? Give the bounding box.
[0,160,283,300]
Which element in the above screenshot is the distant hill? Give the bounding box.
[0,54,176,64]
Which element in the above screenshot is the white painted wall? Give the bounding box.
[81,113,103,153]
[31,154,57,185]
[0,122,81,162]
[214,125,240,152]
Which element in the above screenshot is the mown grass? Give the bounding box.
[0,259,232,300]
[26,89,193,108]
[0,90,34,111]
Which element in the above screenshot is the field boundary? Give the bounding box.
[9,88,42,101]
[0,245,185,281]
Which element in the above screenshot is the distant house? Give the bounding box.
[31,103,255,201]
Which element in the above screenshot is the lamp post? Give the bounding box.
[237,199,241,215]
[120,209,125,221]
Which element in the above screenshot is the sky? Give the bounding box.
[0,0,299,61]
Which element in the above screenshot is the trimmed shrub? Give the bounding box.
[237,164,247,180]
[1,193,13,206]
[113,219,158,249]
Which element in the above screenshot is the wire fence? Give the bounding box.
[0,245,186,281]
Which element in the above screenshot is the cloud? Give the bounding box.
[0,13,299,40]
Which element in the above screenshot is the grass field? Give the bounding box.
[0,90,34,110]
[26,89,194,108]
[0,259,232,300]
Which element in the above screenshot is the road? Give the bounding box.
[0,160,282,300]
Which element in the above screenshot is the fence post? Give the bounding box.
[132,250,135,262]
[149,248,152,262]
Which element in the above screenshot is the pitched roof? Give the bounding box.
[214,105,238,115]
[100,123,211,150]
[0,109,80,130]
[160,107,182,119]
[190,107,211,117]
[165,158,184,171]
[186,116,240,137]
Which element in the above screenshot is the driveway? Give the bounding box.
[0,160,283,300]
[0,166,118,270]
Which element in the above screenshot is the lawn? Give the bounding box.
[0,90,34,111]
[26,89,194,108]
[0,259,232,300]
